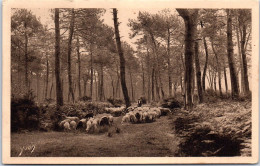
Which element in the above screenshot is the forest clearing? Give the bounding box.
[10,7,252,158]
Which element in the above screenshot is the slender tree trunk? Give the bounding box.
[100,64,104,101]
[77,36,82,98]
[130,71,134,101]
[90,45,94,100]
[177,9,198,111]
[54,8,63,107]
[211,39,222,96]
[95,71,98,101]
[113,8,131,107]
[239,13,250,95]
[36,73,39,102]
[194,41,203,103]
[109,74,115,99]
[115,66,120,98]
[224,65,228,93]
[24,25,29,93]
[236,23,245,94]
[141,61,145,97]
[155,71,160,101]
[214,71,217,91]
[67,9,75,103]
[151,67,155,101]
[200,21,209,92]
[147,47,151,103]
[226,9,240,98]
[45,58,49,99]
[167,27,172,97]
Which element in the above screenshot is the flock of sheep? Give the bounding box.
[58,105,171,134]
[121,106,170,124]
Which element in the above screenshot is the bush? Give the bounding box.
[79,96,92,102]
[161,97,182,110]
[107,97,124,107]
[178,124,242,156]
[11,94,40,132]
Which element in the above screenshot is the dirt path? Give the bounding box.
[11,116,178,157]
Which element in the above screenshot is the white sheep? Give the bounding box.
[121,114,130,124]
[64,116,80,123]
[92,118,100,132]
[70,120,77,130]
[59,119,71,128]
[108,115,114,126]
[64,121,71,131]
[86,118,94,133]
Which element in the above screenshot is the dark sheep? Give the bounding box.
[135,112,141,123]
[84,112,94,119]
[99,117,109,126]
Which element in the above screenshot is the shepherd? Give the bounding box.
[137,98,142,107]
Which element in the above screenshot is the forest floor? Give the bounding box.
[11,99,251,157]
[11,116,179,157]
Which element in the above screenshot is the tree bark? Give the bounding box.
[176,9,198,111]
[238,11,250,95]
[236,22,245,94]
[113,8,131,107]
[90,45,94,100]
[224,65,228,93]
[194,41,203,103]
[130,71,134,101]
[200,21,209,92]
[211,39,222,96]
[167,27,172,97]
[24,23,29,93]
[151,67,155,101]
[226,9,240,98]
[67,9,75,102]
[45,58,49,99]
[54,8,63,107]
[77,36,82,98]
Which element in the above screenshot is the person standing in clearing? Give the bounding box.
[137,98,142,107]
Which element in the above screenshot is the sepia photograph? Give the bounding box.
[2,0,259,164]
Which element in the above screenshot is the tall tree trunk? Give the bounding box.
[95,71,98,101]
[224,65,228,93]
[54,8,63,108]
[24,24,29,93]
[226,9,240,98]
[36,73,39,102]
[200,21,209,92]
[151,67,155,101]
[77,36,82,98]
[90,45,94,100]
[45,58,49,99]
[100,64,104,101]
[236,22,245,94]
[113,8,131,107]
[141,61,145,97]
[67,9,75,103]
[147,47,151,103]
[109,74,115,99]
[238,12,250,95]
[176,9,198,111]
[194,41,203,103]
[167,27,172,97]
[130,71,134,101]
[115,66,120,98]
[211,39,222,96]
[155,71,160,101]
[150,33,164,99]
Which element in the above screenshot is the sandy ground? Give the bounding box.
[11,116,179,157]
